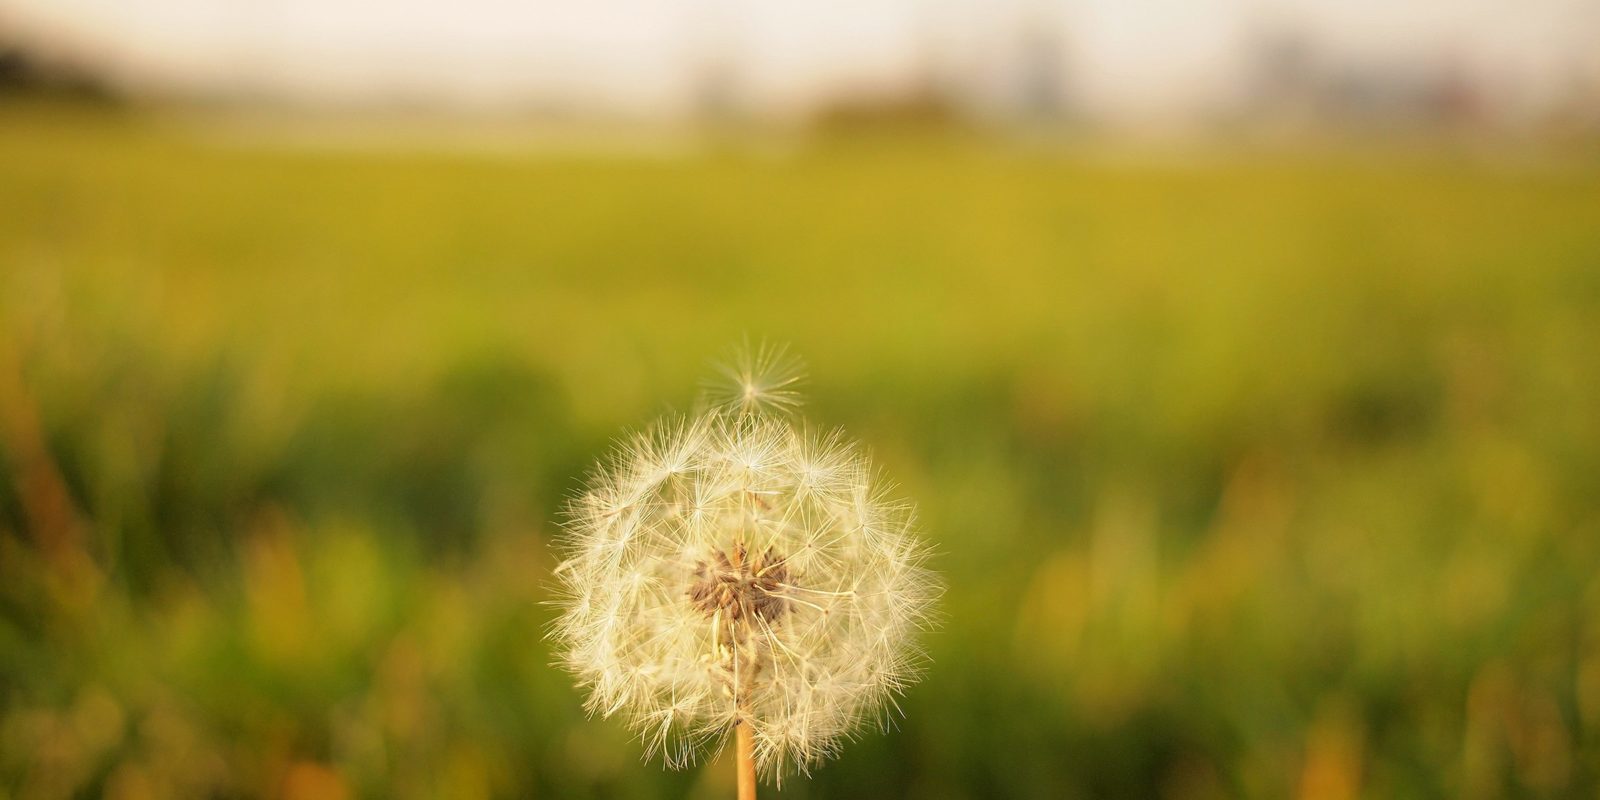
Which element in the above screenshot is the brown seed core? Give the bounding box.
[687,542,791,642]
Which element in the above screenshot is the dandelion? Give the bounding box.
[551,346,939,798]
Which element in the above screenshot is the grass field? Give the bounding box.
[2,108,1600,798]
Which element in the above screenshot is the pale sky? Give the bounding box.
[4,0,1596,118]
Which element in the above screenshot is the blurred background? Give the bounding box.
[2,1,1599,798]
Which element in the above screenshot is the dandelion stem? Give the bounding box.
[736,717,757,800]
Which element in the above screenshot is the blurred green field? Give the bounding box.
[2,109,1600,799]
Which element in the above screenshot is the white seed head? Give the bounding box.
[551,355,939,781]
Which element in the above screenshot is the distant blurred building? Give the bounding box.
[1242,29,1491,134]
[1007,11,1074,124]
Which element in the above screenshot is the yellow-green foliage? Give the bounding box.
[2,109,1599,798]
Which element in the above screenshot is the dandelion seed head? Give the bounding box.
[552,352,939,780]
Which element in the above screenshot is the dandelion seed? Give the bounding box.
[551,347,939,796]
[701,340,808,416]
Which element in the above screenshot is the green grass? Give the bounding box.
[2,108,1600,798]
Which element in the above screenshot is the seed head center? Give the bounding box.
[688,543,791,633]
